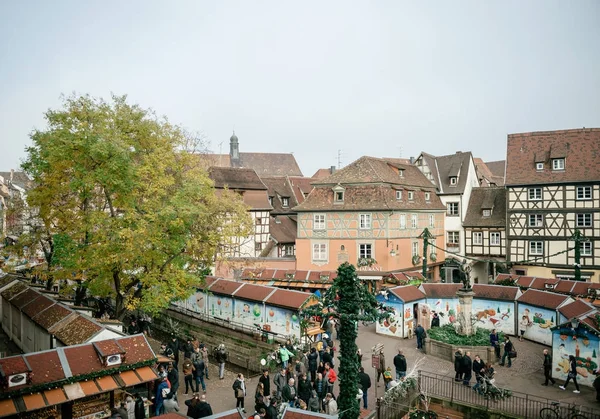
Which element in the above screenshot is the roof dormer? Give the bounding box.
[93,339,126,367]
[0,356,32,388]
[332,184,345,204]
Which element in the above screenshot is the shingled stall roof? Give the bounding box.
[558,299,598,321]
[419,283,462,299]
[33,302,74,331]
[0,280,27,300]
[21,293,56,318]
[265,288,317,310]
[232,283,276,302]
[386,271,425,283]
[494,274,600,297]
[471,284,520,301]
[463,188,507,228]
[8,287,42,309]
[505,128,600,186]
[517,289,573,310]
[52,314,104,346]
[0,273,20,289]
[0,334,157,413]
[389,285,426,303]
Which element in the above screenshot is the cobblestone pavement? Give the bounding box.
[149,324,600,417]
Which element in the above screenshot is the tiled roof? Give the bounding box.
[25,351,65,385]
[116,334,156,364]
[419,283,462,299]
[9,288,42,309]
[261,177,297,214]
[22,294,55,318]
[33,303,73,331]
[232,283,275,302]
[283,407,334,419]
[0,273,19,289]
[64,344,108,376]
[208,279,244,295]
[288,176,313,204]
[505,128,600,185]
[53,315,103,346]
[202,152,303,177]
[209,167,268,190]
[471,284,520,301]
[493,274,600,297]
[240,269,337,282]
[270,215,297,244]
[463,187,506,227]
[517,289,572,309]
[203,409,245,419]
[311,168,335,179]
[0,281,26,300]
[265,288,314,310]
[0,171,32,190]
[0,355,30,376]
[473,159,505,187]
[240,190,272,210]
[558,299,597,320]
[387,271,426,282]
[424,151,474,194]
[486,160,506,179]
[389,285,426,303]
[93,339,125,357]
[294,183,444,212]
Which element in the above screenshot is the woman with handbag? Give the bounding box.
[559,355,581,393]
[232,373,247,412]
[499,336,514,368]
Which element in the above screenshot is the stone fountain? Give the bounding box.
[455,259,475,336]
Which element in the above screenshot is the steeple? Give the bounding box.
[230,131,240,167]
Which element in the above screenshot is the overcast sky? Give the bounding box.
[1,1,599,177]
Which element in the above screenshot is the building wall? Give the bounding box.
[296,211,445,271]
[214,258,296,279]
[465,227,505,257]
[552,326,599,388]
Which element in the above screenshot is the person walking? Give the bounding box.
[232,373,247,412]
[200,344,210,379]
[430,312,440,328]
[376,350,386,385]
[259,369,271,397]
[393,349,407,380]
[461,351,472,387]
[471,354,484,390]
[308,390,320,412]
[324,363,337,397]
[298,374,312,405]
[358,367,371,409]
[279,344,295,369]
[559,355,581,393]
[167,335,181,368]
[415,324,426,350]
[324,393,338,415]
[182,357,195,395]
[274,368,287,398]
[542,349,556,386]
[308,347,318,382]
[167,364,179,399]
[314,372,326,402]
[191,348,206,393]
[489,329,500,359]
[183,337,194,360]
[499,336,514,368]
[282,378,298,407]
[519,316,529,342]
[215,344,227,380]
[454,349,464,382]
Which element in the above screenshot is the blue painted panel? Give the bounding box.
[518,304,556,346]
[552,326,600,387]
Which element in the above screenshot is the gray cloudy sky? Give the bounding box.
[1,1,599,177]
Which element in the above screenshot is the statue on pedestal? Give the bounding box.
[460,259,472,291]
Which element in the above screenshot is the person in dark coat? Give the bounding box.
[308,347,319,382]
[393,349,407,380]
[499,336,514,368]
[376,351,386,384]
[415,324,426,350]
[297,373,312,404]
[183,338,194,360]
[490,329,500,359]
[542,349,556,386]
[472,354,485,383]
[322,348,333,369]
[430,313,440,328]
[195,395,213,418]
[167,364,179,398]
[462,351,472,387]
[266,397,278,419]
[167,335,180,368]
[593,371,600,402]
[358,367,371,409]
[282,378,298,407]
[259,369,271,396]
[134,394,146,419]
[454,349,464,382]
[559,355,581,393]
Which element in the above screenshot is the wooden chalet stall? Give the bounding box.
[375,285,426,338]
[470,284,522,336]
[173,277,319,342]
[517,289,574,346]
[0,335,157,419]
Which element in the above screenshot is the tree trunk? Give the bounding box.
[113,269,125,320]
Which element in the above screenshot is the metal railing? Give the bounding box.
[418,371,600,418]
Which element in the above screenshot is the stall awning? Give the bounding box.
[96,375,120,391]
[119,370,142,387]
[0,400,17,417]
[80,380,102,396]
[135,366,159,383]
[23,393,46,411]
[44,388,67,406]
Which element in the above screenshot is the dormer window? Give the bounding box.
[1,356,32,388]
[398,169,404,177]
[425,192,430,201]
[332,184,345,203]
[285,273,294,279]
[450,177,458,186]
[536,162,544,171]
[552,158,565,171]
[396,190,402,200]
[93,340,125,367]
[408,191,414,201]
[281,197,289,208]
[483,209,491,217]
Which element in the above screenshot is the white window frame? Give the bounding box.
[577,213,592,228]
[473,232,483,245]
[425,192,430,201]
[447,231,460,246]
[536,162,544,171]
[411,214,418,229]
[450,177,457,185]
[396,190,403,200]
[429,214,435,227]
[313,214,326,230]
[447,202,459,216]
[552,158,565,170]
[412,242,419,257]
[483,209,491,217]
[283,244,295,257]
[359,243,373,259]
[528,188,542,201]
[398,169,404,178]
[529,241,543,255]
[490,232,501,246]
[359,213,372,229]
[582,242,592,256]
[529,214,543,227]
[400,214,406,229]
[577,186,592,200]
[334,191,344,202]
[312,243,328,261]
[408,191,414,201]
[281,197,289,208]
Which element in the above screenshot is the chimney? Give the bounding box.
[409,157,414,164]
[330,166,336,174]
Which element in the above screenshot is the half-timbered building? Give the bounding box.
[463,187,507,283]
[505,128,600,282]
[293,156,446,277]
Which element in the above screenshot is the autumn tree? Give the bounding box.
[22,94,252,317]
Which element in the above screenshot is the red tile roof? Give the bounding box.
[52,315,103,346]
[25,351,65,385]
[265,289,314,310]
[33,303,73,331]
[389,286,426,303]
[208,279,244,296]
[505,128,600,186]
[209,167,268,190]
[0,355,30,376]
[270,215,297,244]
[419,283,462,299]
[64,344,108,376]
[21,293,55,318]
[7,288,41,309]
[471,284,520,301]
[93,339,125,357]
[233,283,275,302]
[517,289,572,310]
[116,334,156,364]
[558,299,597,320]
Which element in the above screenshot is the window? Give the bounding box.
[536,162,544,171]
[577,213,592,227]
[490,232,501,246]
[447,231,460,246]
[425,192,430,201]
[582,242,592,256]
[396,190,403,200]
[408,191,414,201]
[281,197,289,207]
[450,177,458,185]
[515,269,526,276]
[359,243,372,259]
[529,241,543,255]
[529,214,544,227]
[335,191,344,202]
[473,232,483,245]
[429,214,435,227]
[483,209,491,217]
[529,188,542,201]
[411,214,418,229]
[412,242,419,257]
[447,202,459,216]
[400,214,406,229]
[398,169,404,177]
[552,158,565,170]
[577,186,592,200]
[283,244,295,256]
[313,214,326,230]
[359,213,372,229]
[256,217,263,226]
[255,242,263,251]
[312,243,327,261]
[268,196,273,206]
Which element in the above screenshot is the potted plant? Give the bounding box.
[412,255,421,265]
[357,257,377,267]
[429,252,437,262]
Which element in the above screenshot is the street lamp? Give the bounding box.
[571,317,580,329]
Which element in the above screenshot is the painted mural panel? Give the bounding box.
[518,304,556,346]
[375,299,404,338]
[472,299,515,335]
[552,326,600,387]
[264,305,301,339]
[176,291,207,314]
[234,299,264,328]
[209,294,234,321]
[424,298,460,329]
